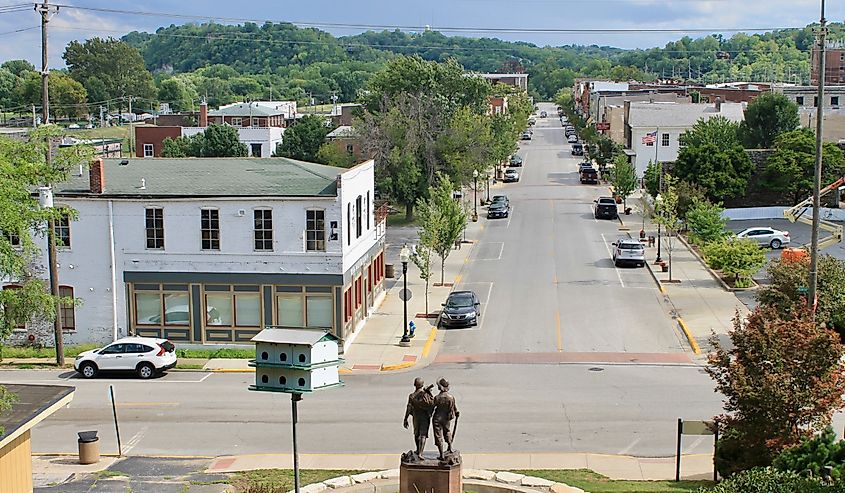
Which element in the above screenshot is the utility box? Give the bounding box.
[249,327,342,394]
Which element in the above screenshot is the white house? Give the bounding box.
[6,157,385,351]
[625,100,745,177]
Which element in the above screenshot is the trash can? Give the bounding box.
[78,431,100,464]
[385,263,395,279]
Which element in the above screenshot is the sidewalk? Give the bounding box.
[205,452,715,481]
[621,192,747,356]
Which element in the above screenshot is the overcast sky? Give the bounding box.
[0,0,841,67]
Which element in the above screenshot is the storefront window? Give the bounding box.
[135,292,162,324]
[235,294,261,326]
[163,293,190,325]
[306,296,333,328]
[206,293,233,326]
[277,294,304,327]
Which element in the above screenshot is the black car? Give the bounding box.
[491,195,510,207]
[594,197,619,219]
[509,155,523,167]
[440,291,480,328]
[488,202,509,218]
[571,143,583,156]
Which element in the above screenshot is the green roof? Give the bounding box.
[55,158,343,198]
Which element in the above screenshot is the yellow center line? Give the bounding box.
[555,310,562,352]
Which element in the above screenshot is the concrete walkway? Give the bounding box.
[620,192,747,355]
[205,452,715,481]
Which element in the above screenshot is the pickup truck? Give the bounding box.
[580,167,598,184]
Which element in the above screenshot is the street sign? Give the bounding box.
[399,288,412,301]
[676,418,718,482]
[798,286,809,294]
[596,122,610,131]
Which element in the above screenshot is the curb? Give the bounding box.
[380,361,415,372]
[208,368,254,373]
[643,260,667,295]
[676,318,702,355]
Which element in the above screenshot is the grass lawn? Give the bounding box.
[516,469,712,493]
[386,213,418,227]
[176,347,254,359]
[230,469,364,493]
[0,343,100,360]
[68,126,129,140]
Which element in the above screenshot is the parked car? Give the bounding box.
[612,238,646,267]
[74,336,177,379]
[540,111,548,118]
[488,202,509,219]
[594,197,619,219]
[491,195,509,207]
[567,134,578,144]
[580,167,598,184]
[521,131,532,140]
[571,143,584,156]
[528,118,536,126]
[440,291,481,328]
[509,155,524,167]
[504,169,520,182]
[565,126,575,135]
[735,227,791,249]
[67,123,80,129]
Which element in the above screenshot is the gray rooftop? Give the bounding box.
[209,103,285,117]
[326,125,357,139]
[252,328,339,345]
[628,102,745,128]
[0,384,75,445]
[55,158,344,198]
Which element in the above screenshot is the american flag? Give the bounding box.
[642,131,657,145]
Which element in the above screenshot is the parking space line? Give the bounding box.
[600,233,625,288]
[458,281,493,331]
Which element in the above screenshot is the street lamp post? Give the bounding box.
[472,169,479,217]
[487,172,491,203]
[655,194,663,264]
[399,245,411,346]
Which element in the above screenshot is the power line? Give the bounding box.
[0,25,39,36]
[49,3,797,35]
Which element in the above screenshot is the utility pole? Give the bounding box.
[809,0,827,309]
[127,96,133,153]
[37,0,64,366]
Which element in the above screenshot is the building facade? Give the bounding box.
[8,158,385,351]
[812,43,845,86]
[625,101,745,177]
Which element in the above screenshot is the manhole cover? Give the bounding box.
[588,367,604,372]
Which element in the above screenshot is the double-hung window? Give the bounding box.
[306,210,326,252]
[145,208,164,249]
[201,209,220,251]
[254,209,273,251]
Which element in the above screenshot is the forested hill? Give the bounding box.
[122,21,845,101]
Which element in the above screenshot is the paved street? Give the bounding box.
[8,103,729,462]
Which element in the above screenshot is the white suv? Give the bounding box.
[74,336,177,379]
[612,238,646,267]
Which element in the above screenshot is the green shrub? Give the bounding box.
[714,427,773,478]
[703,238,767,287]
[699,467,834,493]
[774,427,845,480]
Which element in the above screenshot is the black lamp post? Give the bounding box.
[473,169,479,217]
[399,245,411,345]
[487,172,491,203]
[655,195,663,264]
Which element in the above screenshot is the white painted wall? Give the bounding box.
[629,127,685,178]
[181,127,285,158]
[339,160,381,271]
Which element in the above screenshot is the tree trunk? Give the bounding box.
[441,256,446,286]
[424,278,429,316]
[405,202,414,222]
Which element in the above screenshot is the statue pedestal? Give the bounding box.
[400,453,462,493]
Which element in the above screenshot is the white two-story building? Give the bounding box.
[11,157,385,351]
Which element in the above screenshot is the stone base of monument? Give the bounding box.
[400,451,462,493]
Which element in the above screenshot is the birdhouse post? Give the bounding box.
[249,327,343,493]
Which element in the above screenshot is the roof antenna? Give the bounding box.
[140,178,146,190]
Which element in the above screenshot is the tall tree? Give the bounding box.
[415,173,467,285]
[674,116,754,202]
[739,92,800,149]
[707,307,845,477]
[274,115,329,162]
[158,76,199,113]
[17,72,88,119]
[1,60,34,78]
[63,37,156,112]
[762,128,845,204]
[161,124,247,157]
[610,155,638,209]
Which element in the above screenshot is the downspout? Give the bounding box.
[108,200,118,341]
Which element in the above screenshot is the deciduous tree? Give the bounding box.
[415,173,467,285]
[707,307,845,476]
[703,238,766,288]
[160,124,247,157]
[762,128,845,204]
[685,198,727,245]
[674,116,754,202]
[274,115,329,162]
[739,92,800,149]
[610,155,638,209]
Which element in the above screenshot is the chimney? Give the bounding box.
[199,100,208,127]
[89,158,105,194]
[715,96,723,112]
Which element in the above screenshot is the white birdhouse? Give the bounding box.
[249,328,342,394]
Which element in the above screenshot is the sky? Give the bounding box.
[0,0,842,67]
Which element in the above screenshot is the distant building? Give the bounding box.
[812,42,845,86]
[330,104,362,127]
[326,125,369,162]
[477,73,529,92]
[59,137,122,158]
[625,100,745,177]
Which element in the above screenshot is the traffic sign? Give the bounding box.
[399,289,412,301]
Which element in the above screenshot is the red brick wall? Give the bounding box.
[134,126,182,157]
